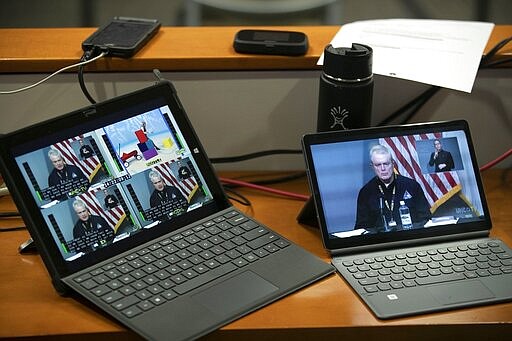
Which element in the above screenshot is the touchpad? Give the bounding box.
[192,271,278,315]
[427,280,495,305]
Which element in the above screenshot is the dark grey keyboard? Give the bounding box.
[72,209,290,318]
[339,240,512,294]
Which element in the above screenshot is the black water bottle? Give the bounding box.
[317,43,373,132]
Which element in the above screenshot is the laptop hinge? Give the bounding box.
[330,230,490,256]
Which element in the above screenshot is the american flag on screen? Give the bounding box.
[52,136,101,182]
[153,162,199,202]
[380,133,461,213]
[77,191,126,232]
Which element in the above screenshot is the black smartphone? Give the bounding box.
[233,29,308,56]
[82,17,161,58]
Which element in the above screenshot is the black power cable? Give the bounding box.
[78,48,102,104]
[210,149,302,164]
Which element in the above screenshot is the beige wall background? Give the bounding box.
[1,68,511,170]
[1,0,511,170]
[1,1,511,28]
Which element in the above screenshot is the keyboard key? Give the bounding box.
[160,279,175,289]
[353,273,366,279]
[162,290,178,300]
[119,286,137,296]
[75,209,292,319]
[441,267,454,274]
[74,273,92,283]
[366,271,379,278]
[172,259,190,270]
[183,269,199,279]
[214,215,227,222]
[276,240,290,249]
[357,265,370,272]
[132,280,148,290]
[415,273,465,285]
[135,289,151,300]
[228,215,247,226]
[119,275,135,285]
[113,295,140,310]
[242,227,268,241]
[233,258,248,267]
[416,264,428,271]
[147,284,164,294]
[225,249,242,259]
[377,283,391,291]
[390,282,404,289]
[464,271,478,279]
[378,268,391,276]
[382,261,395,268]
[243,253,258,262]
[215,255,231,264]
[92,284,111,296]
[174,262,238,295]
[428,269,441,276]
[240,221,258,231]
[476,269,490,277]
[489,268,502,276]
[102,290,123,304]
[150,296,165,306]
[80,279,98,290]
[247,233,278,249]
[254,248,270,258]
[122,306,143,318]
[359,278,378,286]
[137,300,155,311]
[502,266,512,273]
[364,285,378,293]
[378,276,391,283]
[391,274,404,281]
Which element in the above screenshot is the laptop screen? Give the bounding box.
[1,82,227,272]
[302,120,491,252]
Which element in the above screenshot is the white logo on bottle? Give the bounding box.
[330,106,349,129]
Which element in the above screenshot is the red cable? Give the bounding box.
[219,148,512,201]
[479,148,512,172]
[219,177,309,201]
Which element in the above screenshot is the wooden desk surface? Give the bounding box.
[0,169,511,340]
[1,25,511,73]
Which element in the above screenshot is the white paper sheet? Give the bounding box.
[318,19,494,92]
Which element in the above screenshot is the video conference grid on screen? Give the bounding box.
[310,129,485,239]
[15,105,213,261]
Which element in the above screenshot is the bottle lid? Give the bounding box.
[323,43,373,81]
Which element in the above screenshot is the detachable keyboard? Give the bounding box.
[72,209,290,318]
[334,239,512,294]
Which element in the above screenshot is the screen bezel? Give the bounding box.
[302,120,491,252]
[0,81,230,279]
